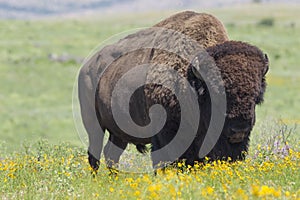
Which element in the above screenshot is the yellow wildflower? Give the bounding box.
[251,185,260,197]
[148,183,162,192]
[285,191,290,197]
[134,190,141,197]
[130,182,138,189]
[201,186,214,196]
[235,188,248,200]
[177,191,182,197]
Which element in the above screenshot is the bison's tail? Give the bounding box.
[136,144,149,154]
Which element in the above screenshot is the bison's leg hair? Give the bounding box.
[103,134,128,170]
[78,71,104,171]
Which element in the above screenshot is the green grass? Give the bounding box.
[0,3,300,199]
[0,141,299,199]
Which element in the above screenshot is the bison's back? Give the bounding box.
[154,11,228,48]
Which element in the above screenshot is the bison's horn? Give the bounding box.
[263,53,269,76]
[191,64,203,81]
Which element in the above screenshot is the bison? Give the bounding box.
[78,11,269,171]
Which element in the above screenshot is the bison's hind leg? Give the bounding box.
[103,134,128,173]
[78,70,105,172]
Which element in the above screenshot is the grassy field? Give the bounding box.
[0,3,299,199]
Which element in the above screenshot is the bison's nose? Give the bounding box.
[228,126,251,144]
[230,126,251,134]
[228,132,248,144]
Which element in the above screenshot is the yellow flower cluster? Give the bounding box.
[0,145,299,199]
[252,185,281,198]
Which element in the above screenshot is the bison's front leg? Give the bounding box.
[103,134,128,172]
[151,129,176,169]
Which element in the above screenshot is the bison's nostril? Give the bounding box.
[230,126,251,134]
[228,132,248,144]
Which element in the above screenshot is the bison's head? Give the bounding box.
[190,41,269,161]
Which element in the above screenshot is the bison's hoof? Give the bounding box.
[88,151,100,172]
[107,167,119,176]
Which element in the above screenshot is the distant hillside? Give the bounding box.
[0,0,131,19]
[0,0,299,19]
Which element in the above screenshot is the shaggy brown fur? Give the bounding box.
[143,41,268,165]
[78,11,269,171]
[143,11,229,111]
[80,11,228,107]
[206,41,268,119]
[154,11,229,48]
[96,11,230,148]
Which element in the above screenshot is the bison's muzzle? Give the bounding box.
[227,121,252,144]
[228,132,248,144]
